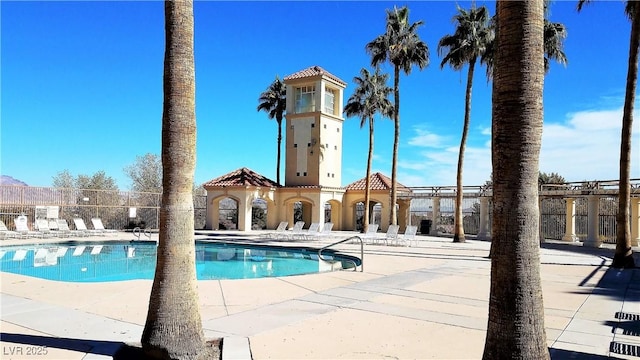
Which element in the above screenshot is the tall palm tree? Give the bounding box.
[438,4,493,243]
[482,1,549,359]
[482,1,568,78]
[344,68,394,233]
[257,76,286,185]
[141,0,209,358]
[366,5,429,226]
[577,1,637,268]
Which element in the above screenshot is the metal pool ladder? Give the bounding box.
[133,227,153,241]
[318,236,363,272]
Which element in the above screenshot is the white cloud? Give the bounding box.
[397,106,639,186]
[540,107,640,181]
[407,127,448,148]
[400,125,492,186]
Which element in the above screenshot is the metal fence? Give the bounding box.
[410,197,482,235]
[539,196,618,243]
[0,185,627,242]
[0,186,207,231]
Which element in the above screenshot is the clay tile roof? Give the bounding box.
[345,172,411,192]
[202,167,279,188]
[284,65,346,86]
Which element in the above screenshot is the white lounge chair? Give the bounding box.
[73,218,103,236]
[0,220,22,239]
[57,219,87,237]
[394,225,418,247]
[320,222,333,237]
[91,218,118,234]
[315,222,334,240]
[370,224,399,245]
[35,219,55,238]
[360,224,379,243]
[284,221,305,240]
[300,222,320,240]
[267,221,288,239]
[14,218,44,238]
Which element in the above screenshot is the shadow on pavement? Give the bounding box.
[550,347,625,359]
[0,332,123,356]
[0,333,223,359]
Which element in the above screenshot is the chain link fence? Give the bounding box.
[0,186,207,231]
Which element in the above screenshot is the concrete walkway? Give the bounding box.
[1,231,639,359]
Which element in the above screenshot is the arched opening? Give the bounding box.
[324,199,342,230]
[218,197,238,230]
[324,202,331,223]
[251,198,268,230]
[354,201,382,232]
[287,199,313,228]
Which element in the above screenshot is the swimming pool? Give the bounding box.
[0,241,361,282]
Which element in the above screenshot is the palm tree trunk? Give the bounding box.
[483,1,549,359]
[612,2,639,269]
[453,59,476,243]
[276,116,282,185]
[391,66,400,226]
[364,117,374,233]
[142,0,206,358]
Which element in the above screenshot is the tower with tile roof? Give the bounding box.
[283,66,346,188]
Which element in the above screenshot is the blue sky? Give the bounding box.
[2,1,639,190]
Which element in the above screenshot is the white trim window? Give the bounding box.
[295,85,316,113]
[324,87,335,115]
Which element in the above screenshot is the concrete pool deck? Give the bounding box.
[1,231,639,359]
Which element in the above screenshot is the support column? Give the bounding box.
[562,197,579,242]
[398,200,410,230]
[477,197,491,241]
[266,200,279,230]
[631,197,639,247]
[237,195,252,232]
[302,202,314,228]
[380,202,391,232]
[430,197,440,236]
[584,195,602,248]
[286,203,295,230]
[311,202,322,226]
[210,198,220,230]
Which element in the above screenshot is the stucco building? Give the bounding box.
[203,66,411,232]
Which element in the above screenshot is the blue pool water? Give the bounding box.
[0,241,357,282]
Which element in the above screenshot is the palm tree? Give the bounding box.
[366,5,429,226]
[344,68,394,233]
[482,1,568,77]
[257,76,287,185]
[482,1,549,359]
[438,4,493,243]
[577,1,637,268]
[141,0,209,358]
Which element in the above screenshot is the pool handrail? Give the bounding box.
[133,227,153,241]
[318,235,363,272]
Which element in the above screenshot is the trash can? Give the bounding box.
[420,219,432,234]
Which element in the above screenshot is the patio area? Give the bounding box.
[1,231,639,359]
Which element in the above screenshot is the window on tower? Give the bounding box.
[324,87,335,114]
[294,85,316,113]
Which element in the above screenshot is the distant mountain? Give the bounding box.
[0,175,28,186]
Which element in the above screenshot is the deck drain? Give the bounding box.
[616,312,640,321]
[614,312,640,336]
[610,342,640,357]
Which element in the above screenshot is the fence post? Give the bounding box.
[430,197,440,236]
[584,195,602,248]
[477,196,491,241]
[631,197,639,247]
[562,197,579,242]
